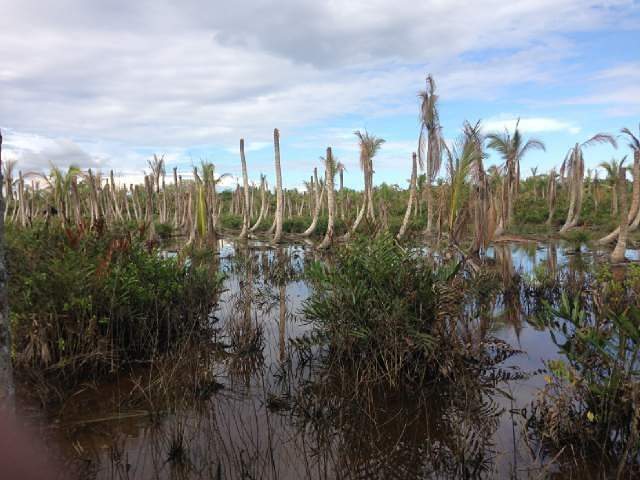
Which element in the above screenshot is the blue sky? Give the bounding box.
[1,0,639,190]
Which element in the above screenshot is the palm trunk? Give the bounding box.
[611,168,628,263]
[397,153,417,240]
[239,139,251,239]
[272,129,284,243]
[319,148,336,249]
[303,169,324,237]
[250,177,267,232]
[425,180,433,233]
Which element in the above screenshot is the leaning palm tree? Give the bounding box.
[418,75,443,233]
[560,133,617,233]
[354,130,384,223]
[599,125,640,244]
[487,121,545,235]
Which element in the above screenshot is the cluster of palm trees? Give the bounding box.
[0,79,639,262]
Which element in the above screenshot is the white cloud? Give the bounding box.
[483,116,581,135]
[0,0,637,182]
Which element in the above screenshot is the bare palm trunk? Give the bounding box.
[239,139,251,239]
[303,168,324,237]
[272,129,284,243]
[319,148,336,249]
[397,153,417,240]
[611,168,628,263]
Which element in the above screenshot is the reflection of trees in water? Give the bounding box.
[286,358,505,478]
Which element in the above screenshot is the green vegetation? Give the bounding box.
[6,223,224,401]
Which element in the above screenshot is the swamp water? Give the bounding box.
[13,240,640,479]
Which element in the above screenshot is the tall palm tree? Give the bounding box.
[560,133,617,233]
[147,154,165,194]
[530,167,539,198]
[302,167,324,237]
[336,160,346,219]
[239,138,251,239]
[611,167,629,263]
[444,125,482,244]
[0,129,13,408]
[354,130,384,223]
[397,152,418,240]
[487,121,545,235]
[272,129,284,243]
[418,75,443,233]
[318,147,336,249]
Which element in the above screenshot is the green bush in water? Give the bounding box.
[303,234,477,387]
[7,224,224,386]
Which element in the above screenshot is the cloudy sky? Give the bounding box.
[1,0,639,189]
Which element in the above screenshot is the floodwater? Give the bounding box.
[13,239,640,479]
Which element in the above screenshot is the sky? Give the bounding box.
[1,0,639,190]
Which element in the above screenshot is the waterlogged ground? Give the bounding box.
[14,239,640,479]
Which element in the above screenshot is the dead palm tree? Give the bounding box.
[354,130,384,223]
[611,167,629,263]
[272,129,284,243]
[147,154,165,194]
[336,160,346,219]
[560,133,617,233]
[239,139,251,239]
[318,147,336,249]
[487,121,545,235]
[599,158,626,216]
[353,130,384,226]
[530,167,539,198]
[397,152,418,240]
[418,75,443,234]
[546,169,558,225]
[302,167,324,237]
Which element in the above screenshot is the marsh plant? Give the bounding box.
[528,267,640,476]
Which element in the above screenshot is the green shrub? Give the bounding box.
[7,224,224,388]
[302,235,517,388]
